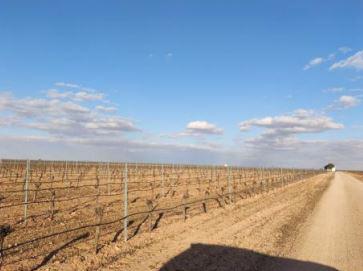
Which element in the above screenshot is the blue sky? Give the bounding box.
[0,1,363,168]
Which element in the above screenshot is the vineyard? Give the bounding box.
[348,171,363,183]
[0,159,323,271]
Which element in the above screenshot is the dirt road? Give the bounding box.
[281,172,363,271]
[40,172,363,271]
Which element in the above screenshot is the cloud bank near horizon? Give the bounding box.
[1,81,362,169]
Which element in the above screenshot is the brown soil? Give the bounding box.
[1,164,314,271]
[36,173,334,271]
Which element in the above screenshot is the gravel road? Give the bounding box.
[280,172,363,271]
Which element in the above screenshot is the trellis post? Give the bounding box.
[123,163,128,242]
[24,159,30,224]
[228,166,232,203]
[161,164,165,197]
[107,162,111,195]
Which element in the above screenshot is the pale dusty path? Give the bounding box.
[284,172,363,271]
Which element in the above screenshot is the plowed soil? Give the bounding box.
[8,172,362,271]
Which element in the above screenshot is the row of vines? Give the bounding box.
[0,159,323,270]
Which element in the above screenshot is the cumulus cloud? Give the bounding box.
[1,94,90,118]
[325,95,361,111]
[239,109,343,133]
[2,88,226,164]
[54,82,81,89]
[165,121,224,138]
[84,117,138,132]
[95,105,118,113]
[239,109,343,150]
[303,57,324,70]
[330,50,363,71]
[0,89,139,138]
[336,95,360,108]
[47,88,104,101]
[2,84,362,169]
[185,121,224,135]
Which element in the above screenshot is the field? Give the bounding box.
[0,159,323,270]
[348,170,363,182]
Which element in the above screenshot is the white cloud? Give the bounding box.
[337,95,360,109]
[73,91,104,101]
[330,50,363,71]
[0,90,139,137]
[2,84,363,169]
[46,89,70,99]
[47,88,104,101]
[185,121,223,135]
[239,109,343,133]
[338,47,352,54]
[239,110,343,150]
[62,101,90,113]
[0,115,18,127]
[2,134,363,169]
[326,95,361,111]
[54,82,81,89]
[95,105,118,113]
[303,57,324,70]
[303,47,357,71]
[0,134,221,163]
[84,117,138,132]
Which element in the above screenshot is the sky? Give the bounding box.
[0,1,363,169]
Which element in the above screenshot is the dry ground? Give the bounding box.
[37,173,339,271]
[1,165,308,271]
[5,172,362,271]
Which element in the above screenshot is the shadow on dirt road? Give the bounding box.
[159,243,337,271]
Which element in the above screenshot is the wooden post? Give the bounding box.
[228,166,232,203]
[95,205,104,254]
[123,163,128,242]
[146,200,153,232]
[107,162,111,196]
[24,159,30,224]
[33,182,41,202]
[65,160,69,186]
[50,190,56,220]
[203,190,209,213]
[182,190,189,221]
[161,164,165,197]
